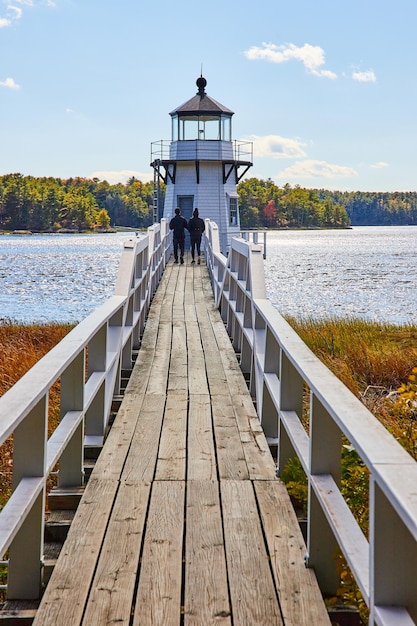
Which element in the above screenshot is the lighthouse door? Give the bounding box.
[178,195,194,221]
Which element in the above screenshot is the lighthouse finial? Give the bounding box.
[196,71,207,96]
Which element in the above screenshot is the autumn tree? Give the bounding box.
[96,208,111,229]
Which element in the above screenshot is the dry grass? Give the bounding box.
[286,316,417,394]
[286,316,417,439]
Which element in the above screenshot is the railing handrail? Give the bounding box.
[204,219,417,626]
[0,220,171,599]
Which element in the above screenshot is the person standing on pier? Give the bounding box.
[187,208,205,264]
[169,207,188,264]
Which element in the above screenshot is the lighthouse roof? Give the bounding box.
[170,76,234,117]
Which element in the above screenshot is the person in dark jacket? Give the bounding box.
[169,207,188,264]
[187,208,205,264]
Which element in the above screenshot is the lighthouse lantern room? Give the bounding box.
[151,76,252,254]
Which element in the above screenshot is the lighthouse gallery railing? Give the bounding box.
[204,219,417,626]
[0,220,170,599]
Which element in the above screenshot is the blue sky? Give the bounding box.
[1,0,416,192]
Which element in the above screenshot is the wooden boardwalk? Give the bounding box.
[33,258,331,626]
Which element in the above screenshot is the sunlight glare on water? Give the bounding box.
[0,233,130,323]
[264,226,417,324]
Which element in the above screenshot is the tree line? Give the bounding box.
[1,173,417,232]
[237,179,350,228]
[237,179,417,228]
[0,174,155,232]
[316,188,417,226]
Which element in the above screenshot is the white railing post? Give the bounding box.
[59,351,85,487]
[7,396,47,599]
[307,394,343,595]
[370,475,417,625]
[277,352,303,475]
[84,323,107,443]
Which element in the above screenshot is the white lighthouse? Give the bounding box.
[151,75,252,254]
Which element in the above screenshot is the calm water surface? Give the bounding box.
[0,227,416,324]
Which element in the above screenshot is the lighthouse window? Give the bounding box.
[229,196,238,225]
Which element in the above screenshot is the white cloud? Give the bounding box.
[244,42,337,79]
[0,0,30,27]
[243,134,307,159]
[352,70,376,83]
[91,170,154,184]
[0,76,20,89]
[7,5,23,19]
[371,161,389,169]
[276,159,358,180]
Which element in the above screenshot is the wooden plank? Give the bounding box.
[184,480,231,625]
[93,391,147,480]
[184,264,197,316]
[233,394,277,480]
[155,392,187,480]
[133,481,185,626]
[173,263,186,313]
[194,303,230,395]
[220,480,283,626]
[81,481,151,626]
[32,478,119,626]
[211,395,248,480]
[184,303,197,322]
[208,312,250,397]
[186,321,209,395]
[146,322,172,395]
[121,394,166,482]
[168,322,188,392]
[187,395,217,481]
[191,264,205,304]
[254,480,332,626]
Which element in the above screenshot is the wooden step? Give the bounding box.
[44,510,75,542]
[0,601,38,625]
[47,486,84,511]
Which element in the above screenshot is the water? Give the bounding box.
[0,233,130,323]
[0,227,415,325]
[264,226,417,325]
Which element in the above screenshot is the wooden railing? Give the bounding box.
[205,219,417,626]
[0,220,171,600]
